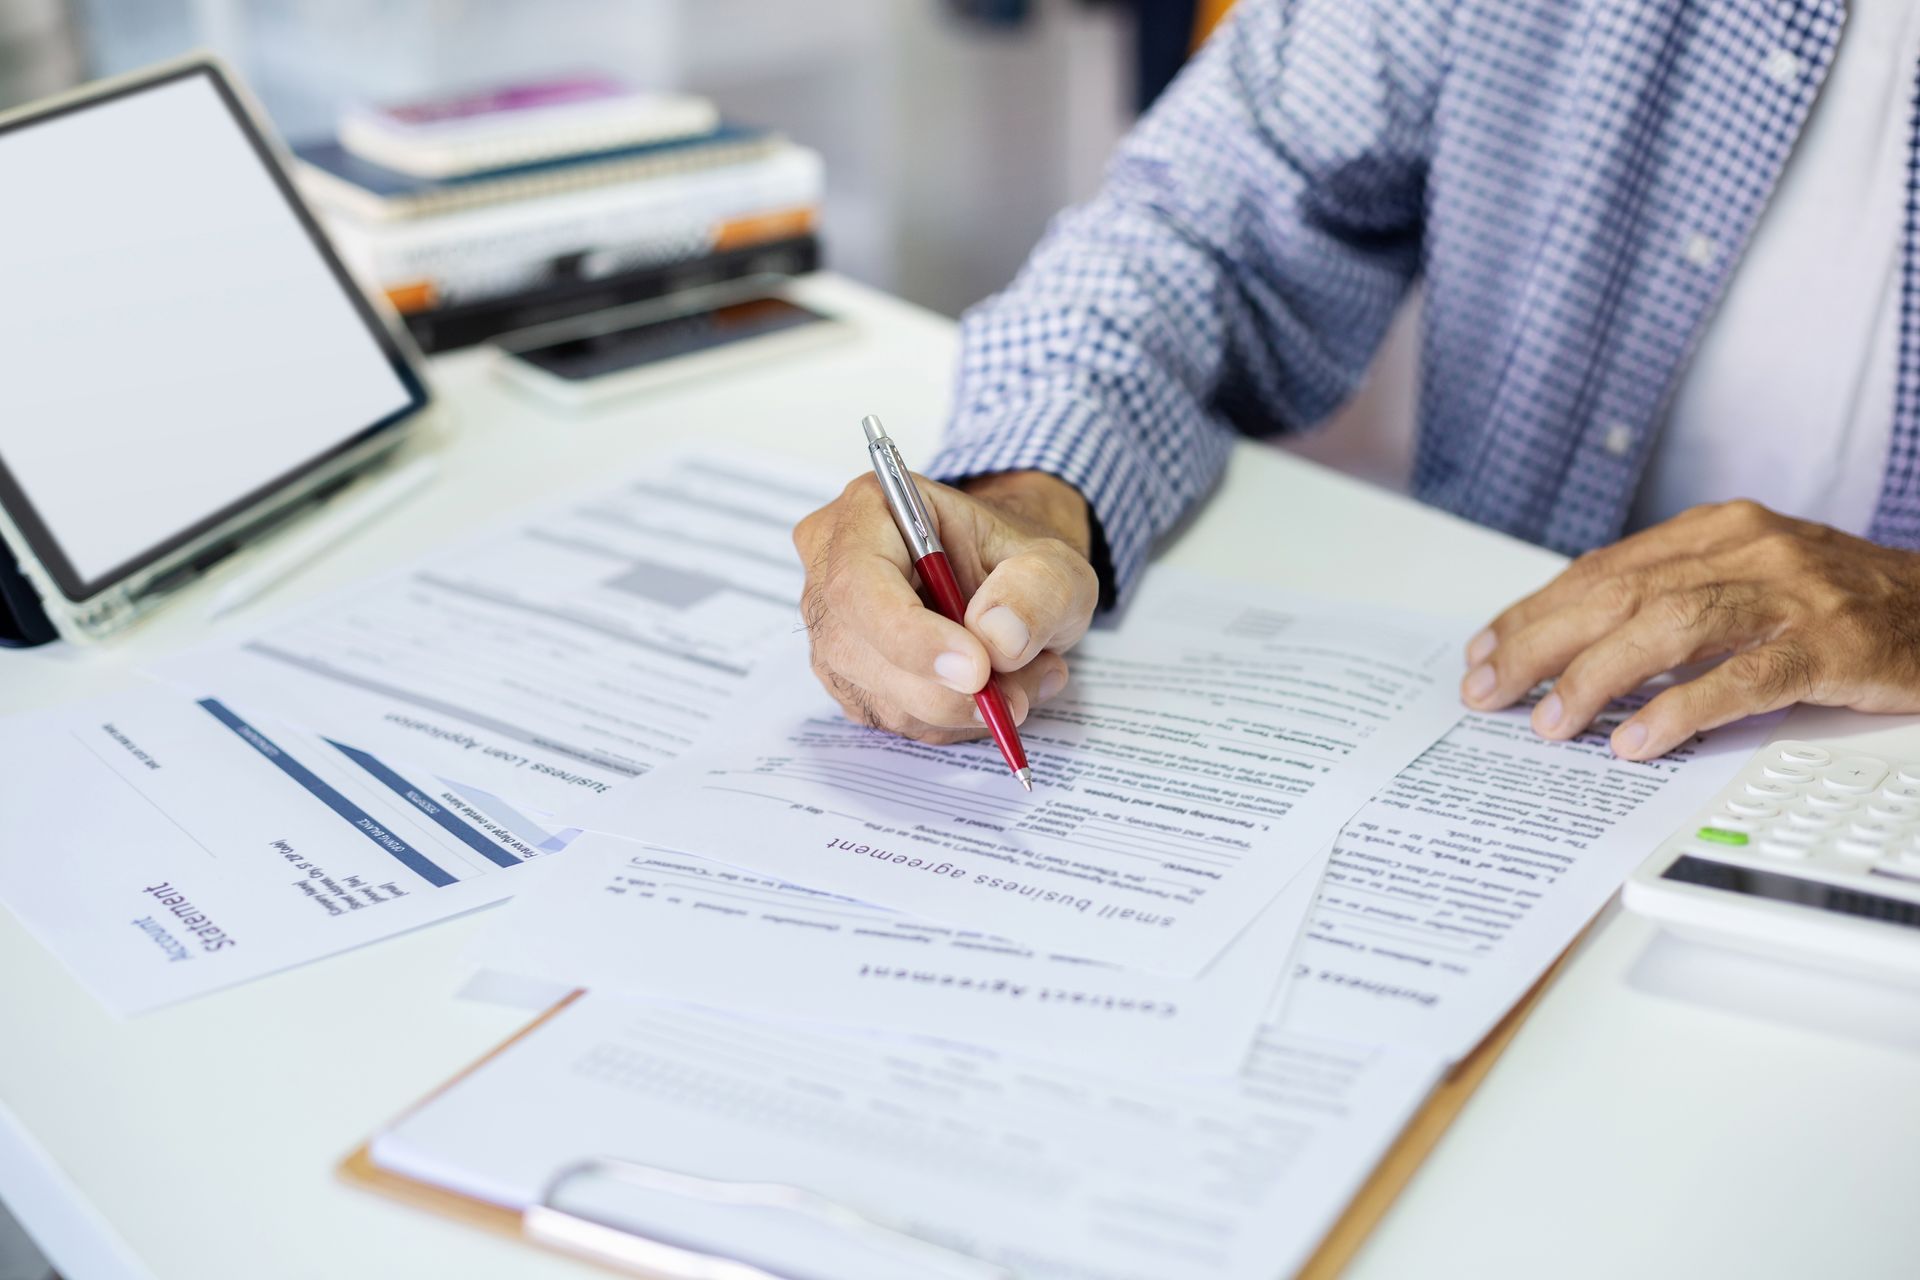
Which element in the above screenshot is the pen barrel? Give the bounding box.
[867,437,942,561]
[914,551,1028,774]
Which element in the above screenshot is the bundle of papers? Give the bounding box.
[0,444,1771,1277]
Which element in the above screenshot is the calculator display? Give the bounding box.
[1663,855,1920,930]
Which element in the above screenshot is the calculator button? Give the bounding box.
[1785,808,1838,830]
[1867,800,1920,822]
[1804,792,1860,814]
[1823,759,1887,793]
[1757,838,1812,859]
[1836,837,1885,858]
[1896,763,1920,787]
[1779,745,1831,766]
[1762,763,1815,783]
[1744,781,1798,801]
[1706,813,1760,831]
[1848,820,1900,842]
[1881,782,1920,803]
[1764,826,1820,847]
[1881,851,1920,880]
[1695,826,1749,846]
[1724,798,1780,818]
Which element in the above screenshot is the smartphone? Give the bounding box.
[495,287,845,407]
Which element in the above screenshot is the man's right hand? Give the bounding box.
[794,469,1100,744]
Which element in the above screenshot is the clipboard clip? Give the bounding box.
[524,1157,1014,1280]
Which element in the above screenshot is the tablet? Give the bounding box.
[0,57,430,641]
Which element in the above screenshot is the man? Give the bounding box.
[797,0,1920,761]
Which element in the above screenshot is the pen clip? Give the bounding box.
[526,1156,1012,1280]
[862,418,942,561]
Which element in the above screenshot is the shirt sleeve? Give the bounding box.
[926,0,1446,600]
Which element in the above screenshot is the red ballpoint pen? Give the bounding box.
[862,414,1033,791]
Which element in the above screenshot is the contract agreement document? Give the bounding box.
[370,991,1443,1280]
[577,583,1470,975]
[471,831,1319,1076]
[0,684,579,1013]
[159,450,835,815]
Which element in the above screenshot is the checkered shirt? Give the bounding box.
[927,0,1920,601]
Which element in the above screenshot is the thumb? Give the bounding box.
[963,540,1099,672]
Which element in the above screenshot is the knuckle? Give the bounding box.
[1592,576,1643,618]
[1718,498,1772,531]
[792,506,827,555]
[840,473,883,503]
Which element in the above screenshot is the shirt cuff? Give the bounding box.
[925,399,1158,606]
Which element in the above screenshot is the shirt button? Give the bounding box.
[1764,49,1802,85]
[1684,233,1718,267]
[1603,422,1634,457]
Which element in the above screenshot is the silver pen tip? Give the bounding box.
[860,414,887,444]
[1015,767,1033,792]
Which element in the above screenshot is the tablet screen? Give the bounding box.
[0,65,424,602]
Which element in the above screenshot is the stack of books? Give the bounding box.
[294,74,824,352]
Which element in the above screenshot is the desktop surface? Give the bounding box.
[1,275,1915,1280]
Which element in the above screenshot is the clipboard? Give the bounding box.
[340,943,1577,1279]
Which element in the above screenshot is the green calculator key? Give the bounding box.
[1696,826,1749,846]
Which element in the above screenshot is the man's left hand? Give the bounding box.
[1460,500,1920,759]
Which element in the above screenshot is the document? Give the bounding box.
[373,991,1443,1280]
[1280,691,1772,1059]
[0,684,578,1014]
[574,586,1471,975]
[160,450,835,815]
[470,831,1320,1076]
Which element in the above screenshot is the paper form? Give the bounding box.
[1280,693,1772,1060]
[0,684,579,1014]
[373,992,1442,1280]
[468,831,1319,1076]
[158,450,836,815]
[575,586,1470,975]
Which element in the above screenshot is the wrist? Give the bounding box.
[961,471,1093,560]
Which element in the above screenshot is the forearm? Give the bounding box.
[931,0,1435,600]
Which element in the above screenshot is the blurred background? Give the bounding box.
[0,0,1415,489]
[3,0,1147,315]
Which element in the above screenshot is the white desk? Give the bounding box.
[2,275,1915,1279]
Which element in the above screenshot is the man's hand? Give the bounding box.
[1460,500,1920,759]
[794,469,1099,744]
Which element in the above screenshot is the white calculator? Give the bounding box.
[1624,740,1920,984]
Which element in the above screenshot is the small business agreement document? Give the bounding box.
[572,579,1472,976]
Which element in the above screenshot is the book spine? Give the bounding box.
[402,234,822,353]
[300,134,782,223]
[319,147,823,288]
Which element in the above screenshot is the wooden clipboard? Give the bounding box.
[340,944,1576,1279]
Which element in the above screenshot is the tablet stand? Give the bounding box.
[0,540,55,648]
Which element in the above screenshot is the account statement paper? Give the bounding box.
[574,579,1472,977]
[0,684,580,1014]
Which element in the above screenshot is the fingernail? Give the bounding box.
[1615,722,1648,757]
[1464,664,1496,703]
[1037,667,1068,703]
[934,651,976,693]
[1467,629,1498,665]
[1535,692,1564,733]
[971,705,985,726]
[978,606,1030,660]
